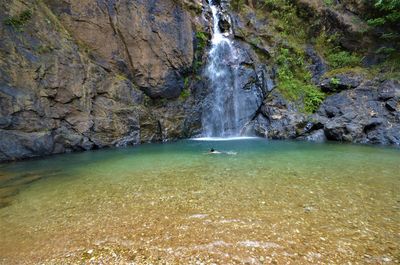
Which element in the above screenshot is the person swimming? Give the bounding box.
[208,148,237,155]
[209,148,222,154]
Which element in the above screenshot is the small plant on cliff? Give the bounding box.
[180,89,190,100]
[179,76,191,101]
[330,77,340,86]
[303,85,325,113]
[193,31,208,72]
[231,0,246,11]
[323,0,335,6]
[4,10,33,31]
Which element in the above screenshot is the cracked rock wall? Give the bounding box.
[0,0,198,161]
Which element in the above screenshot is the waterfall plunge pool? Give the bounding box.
[0,139,399,264]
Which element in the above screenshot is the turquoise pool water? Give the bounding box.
[0,139,399,264]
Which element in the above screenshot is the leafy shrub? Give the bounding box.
[4,10,32,31]
[367,0,400,27]
[323,0,335,6]
[366,0,400,53]
[303,85,325,113]
[330,77,340,85]
[180,89,190,100]
[315,32,362,69]
[276,48,325,113]
[326,51,362,68]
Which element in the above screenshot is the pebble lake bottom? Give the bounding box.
[0,138,399,264]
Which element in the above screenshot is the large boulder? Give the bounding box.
[0,130,54,161]
[310,80,400,145]
[245,90,307,139]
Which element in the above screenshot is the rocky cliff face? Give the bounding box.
[0,0,399,162]
[0,0,201,162]
[231,0,400,146]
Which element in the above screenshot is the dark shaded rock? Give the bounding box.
[255,90,307,139]
[256,65,275,93]
[386,99,398,112]
[218,16,231,34]
[306,46,327,84]
[308,79,400,145]
[243,114,270,137]
[378,80,400,100]
[319,73,363,92]
[304,129,327,143]
[0,130,54,160]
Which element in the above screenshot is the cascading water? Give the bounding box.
[201,1,241,137]
[200,1,269,138]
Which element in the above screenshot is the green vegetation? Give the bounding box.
[315,33,362,69]
[4,10,32,31]
[229,0,327,112]
[323,66,369,77]
[264,0,307,43]
[179,88,190,100]
[251,1,325,112]
[115,73,128,81]
[179,77,191,100]
[276,48,325,113]
[366,0,400,27]
[231,0,246,11]
[193,31,208,72]
[323,0,335,6]
[36,45,54,54]
[366,0,400,55]
[224,0,399,110]
[326,51,362,69]
[330,77,340,86]
[371,54,400,80]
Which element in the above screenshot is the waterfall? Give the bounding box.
[201,1,241,137]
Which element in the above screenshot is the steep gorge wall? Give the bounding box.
[0,0,202,162]
[1,0,399,162]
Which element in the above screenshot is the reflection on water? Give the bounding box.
[0,139,399,264]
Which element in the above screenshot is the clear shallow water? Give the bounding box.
[0,139,399,264]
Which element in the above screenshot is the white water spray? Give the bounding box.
[202,2,241,137]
